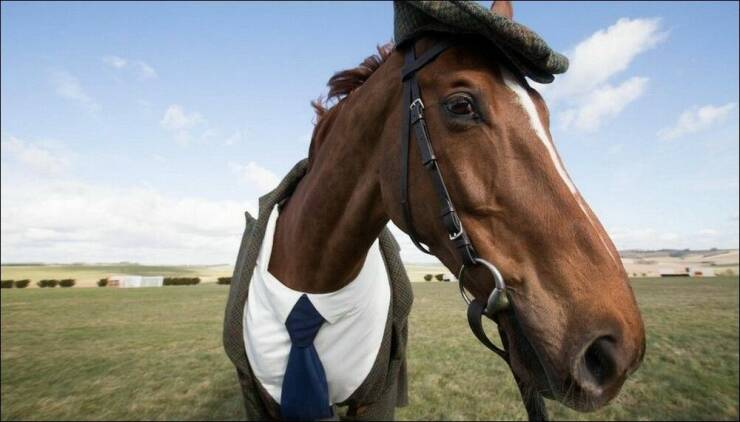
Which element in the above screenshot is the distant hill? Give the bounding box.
[618,249,738,277]
[619,248,737,259]
[406,249,739,280]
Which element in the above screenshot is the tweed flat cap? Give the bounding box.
[394,1,568,83]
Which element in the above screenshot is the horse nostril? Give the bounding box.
[575,335,621,393]
[569,331,642,409]
[583,337,616,385]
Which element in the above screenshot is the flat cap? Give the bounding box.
[394,1,569,83]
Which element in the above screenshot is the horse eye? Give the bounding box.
[445,95,475,116]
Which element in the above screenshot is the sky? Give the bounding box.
[1,1,738,265]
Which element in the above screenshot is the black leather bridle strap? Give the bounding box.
[401,40,453,80]
[400,41,453,255]
[400,41,477,266]
[399,48,429,254]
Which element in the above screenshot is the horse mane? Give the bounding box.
[308,42,395,166]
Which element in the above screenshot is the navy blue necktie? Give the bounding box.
[281,294,332,420]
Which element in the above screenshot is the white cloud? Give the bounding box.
[658,102,737,140]
[161,105,204,131]
[160,104,206,144]
[229,161,280,193]
[50,71,99,111]
[539,18,665,132]
[200,128,219,142]
[1,136,71,175]
[546,18,665,102]
[103,55,157,79]
[225,130,243,146]
[159,106,234,145]
[0,136,257,264]
[133,61,157,79]
[698,228,719,236]
[559,77,648,132]
[136,98,153,111]
[102,55,127,69]
[0,176,256,265]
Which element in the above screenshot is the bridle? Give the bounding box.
[399,39,549,421]
[399,38,510,357]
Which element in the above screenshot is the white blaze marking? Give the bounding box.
[500,68,577,194]
[500,67,618,265]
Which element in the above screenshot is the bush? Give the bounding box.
[217,277,232,285]
[163,277,201,286]
[14,279,30,288]
[59,279,75,288]
[423,274,433,281]
[37,279,58,288]
[669,249,691,258]
[97,278,108,287]
[1,280,13,289]
[435,274,444,281]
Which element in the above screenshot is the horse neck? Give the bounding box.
[267,53,402,293]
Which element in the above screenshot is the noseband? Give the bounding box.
[399,39,510,357]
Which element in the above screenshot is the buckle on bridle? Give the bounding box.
[445,208,464,240]
[409,98,424,111]
[449,228,463,240]
[409,98,425,121]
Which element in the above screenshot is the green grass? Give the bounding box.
[1,278,737,420]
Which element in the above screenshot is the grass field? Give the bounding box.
[1,277,738,420]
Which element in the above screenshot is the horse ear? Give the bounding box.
[491,1,513,20]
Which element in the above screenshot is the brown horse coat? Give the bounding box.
[223,159,413,420]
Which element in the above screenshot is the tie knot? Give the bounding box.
[285,295,325,347]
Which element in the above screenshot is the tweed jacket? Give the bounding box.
[223,159,413,420]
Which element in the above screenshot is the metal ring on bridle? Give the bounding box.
[458,257,509,316]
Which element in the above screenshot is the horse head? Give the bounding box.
[377,2,646,412]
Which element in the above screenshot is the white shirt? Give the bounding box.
[244,205,391,404]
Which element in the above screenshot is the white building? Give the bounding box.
[107,275,164,288]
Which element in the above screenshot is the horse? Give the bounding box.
[255,1,645,418]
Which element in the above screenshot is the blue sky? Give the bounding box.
[1,1,738,264]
